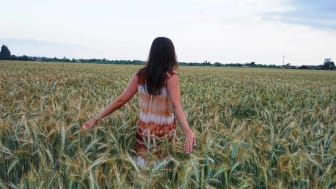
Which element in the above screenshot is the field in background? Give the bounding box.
[0,61,335,188]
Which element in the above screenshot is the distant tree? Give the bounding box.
[214,62,223,66]
[0,45,11,60]
[21,55,29,61]
[323,60,335,70]
[62,57,70,62]
[202,60,211,66]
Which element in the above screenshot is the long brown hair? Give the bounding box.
[138,37,178,95]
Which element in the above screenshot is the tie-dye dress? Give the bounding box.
[134,70,177,161]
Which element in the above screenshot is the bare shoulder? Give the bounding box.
[132,72,139,81]
[167,73,179,88]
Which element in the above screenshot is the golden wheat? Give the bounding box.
[0,61,335,188]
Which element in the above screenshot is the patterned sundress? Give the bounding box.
[134,70,177,162]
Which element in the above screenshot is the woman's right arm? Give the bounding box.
[82,73,138,129]
[167,74,196,153]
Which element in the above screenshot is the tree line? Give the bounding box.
[1,44,334,70]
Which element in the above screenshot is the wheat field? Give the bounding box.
[0,61,335,188]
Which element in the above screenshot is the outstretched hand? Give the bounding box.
[184,131,196,153]
[82,119,97,129]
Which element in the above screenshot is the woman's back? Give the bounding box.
[135,70,177,155]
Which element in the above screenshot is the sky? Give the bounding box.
[1,0,335,65]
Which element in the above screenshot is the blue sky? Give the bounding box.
[0,0,335,65]
[265,0,336,29]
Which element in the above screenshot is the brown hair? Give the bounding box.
[138,37,178,95]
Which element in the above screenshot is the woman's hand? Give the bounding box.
[82,118,97,129]
[184,130,196,153]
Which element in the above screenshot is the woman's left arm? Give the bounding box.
[82,73,138,128]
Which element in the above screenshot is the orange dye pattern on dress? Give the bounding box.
[135,70,177,156]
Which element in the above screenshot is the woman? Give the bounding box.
[82,37,196,168]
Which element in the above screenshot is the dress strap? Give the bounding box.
[164,70,177,87]
[166,70,177,79]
